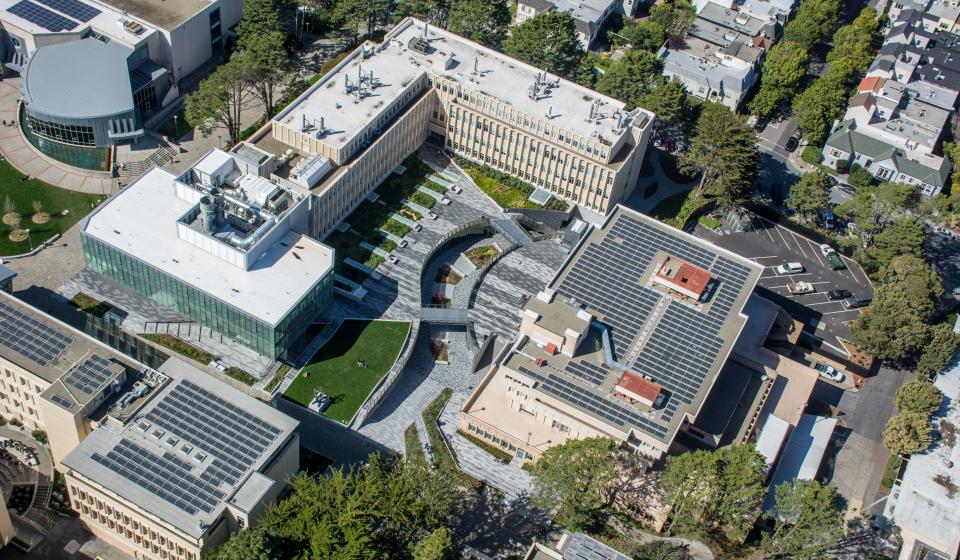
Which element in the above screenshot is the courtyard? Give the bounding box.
[284,320,411,423]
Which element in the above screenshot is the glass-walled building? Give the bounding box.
[81,150,335,359]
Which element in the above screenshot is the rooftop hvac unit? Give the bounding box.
[409,36,429,54]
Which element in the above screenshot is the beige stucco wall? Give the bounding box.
[0,358,51,430]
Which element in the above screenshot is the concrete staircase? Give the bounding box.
[118,145,179,177]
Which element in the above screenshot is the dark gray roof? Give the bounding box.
[516,0,555,11]
[21,37,134,119]
[826,121,950,188]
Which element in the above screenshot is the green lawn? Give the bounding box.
[0,160,102,256]
[284,320,410,423]
[649,191,690,221]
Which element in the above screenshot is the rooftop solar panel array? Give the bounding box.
[7,0,78,31]
[0,299,74,366]
[92,379,286,517]
[143,380,282,487]
[549,213,753,440]
[92,440,224,515]
[50,394,76,409]
[62,354,117,396]
[32,0,99,21]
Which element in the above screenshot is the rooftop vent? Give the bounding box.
[409,36,429,54]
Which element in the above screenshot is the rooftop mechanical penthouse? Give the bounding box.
[252,18,655,239]
[81,147,335,359]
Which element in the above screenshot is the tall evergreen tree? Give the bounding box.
[503,11,586,81]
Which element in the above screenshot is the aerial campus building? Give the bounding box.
[81,147,335,359]
[459,206,763,461]
[0,0,242,169]
[0,291,300,559]
[252,17,655,239]
[61,357,299,560]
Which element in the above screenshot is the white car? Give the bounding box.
[427,211,438,220]
[450,184,462,194]
[775,262,804,274]
[387,254,399,264]
[439,196,452,205]
[814,362,844,383]
[413,223,423,232]
[398,239,408,248]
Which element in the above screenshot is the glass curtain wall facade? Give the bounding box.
[81,235,333,358]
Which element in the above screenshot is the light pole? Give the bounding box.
[172,114,178,137]
[25,228,32,251]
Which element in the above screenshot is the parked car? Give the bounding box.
[754,118,767,132]
[785,136,799,152]
[814,361,844,383]
[822,210,836,230]
[439,196,452,205]
[842,295,871,309]
[788,281,815,295]
[827,289,851,300]
[413,223,423,232]
[775,262,804,274]
[450,184,462,194]
[387,254,399,264]
[819,243,846,270]
[427,211,438,220]
[398,239,409,248]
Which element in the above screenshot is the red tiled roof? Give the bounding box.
[616,371,661,402]
[858,76,886,93]
[657,257,711,297]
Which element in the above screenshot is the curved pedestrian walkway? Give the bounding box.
[628,150,697,214]
[0,79,119,195]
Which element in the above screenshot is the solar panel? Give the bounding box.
[92,440,223,515]
[0,299,74,366]
[62,354,118,396]
[50,394,75,409]
[7,0,78,31]
[32,0,99,21]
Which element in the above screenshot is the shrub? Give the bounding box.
[848,164,874,190]
[802,145,822,166]
[224,367,256,386]
[883,412,933,455]
[835,158,851,174]
[31,430,48,445]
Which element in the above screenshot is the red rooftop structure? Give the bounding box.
[614,371,662,407]
[653,256,712,300]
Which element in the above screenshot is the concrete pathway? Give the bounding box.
[0,79,118,195]
[628,150,697,214]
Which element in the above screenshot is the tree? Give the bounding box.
[789,171,831,222]
[853,293,931,361]
[663,445,766,543]
[680,103,758,211]
[335,0,390,41]
[762,480,844,560]
[185,58,249,146]
[748,41,809,117]
[792,76,846,145]
[632,541,691,560]
[530,437,618,530]
[650,0,695,47]
[847,165,873,190]
[896,380,945,415]
[236,0,286,45]
[412,528,455,560]
[917,323,960,377]
[235,31,292,118]
[783,0,842,49]
[618,20,667,52]
[641,78,689,130]
[448,0,510,47]
[867,216,925,271]
[503,11,586,81]
[877,255,941,319]
[595,49,664,109]
[209,528,275,560]
[394,0,449,24]
[883,412,933,455]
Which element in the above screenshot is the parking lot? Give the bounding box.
[694,208,873,356]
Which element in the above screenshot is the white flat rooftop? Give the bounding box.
[551,0,617,25]
[83,168,334,326]
[278,18,635,152]
[891,357,960,554]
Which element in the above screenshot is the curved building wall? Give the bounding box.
[23,103,140,149]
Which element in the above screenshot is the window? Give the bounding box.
[25,115,96,146]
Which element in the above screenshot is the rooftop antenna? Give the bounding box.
[422,21,429,40]
[473,58,479,75]
[546,106,554,119]
[587,100,595,122]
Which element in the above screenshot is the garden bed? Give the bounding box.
[422,388,480,489]
[457,429,514,463]
[284,320,410,423]
[224,367,256,386]
[464,245,499,268]
[410,191,437,208]
[70,292,110,317]
[434,264,462,285]
[140,334,213,365]
[264,364,291,392]
[456,157,567,210]
[404,423,426,463]
[430,339,449,362]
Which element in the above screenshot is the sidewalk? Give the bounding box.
[0,79,118,195]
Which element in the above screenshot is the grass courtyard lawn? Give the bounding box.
[284,320,410,423]
[0,160,102,256]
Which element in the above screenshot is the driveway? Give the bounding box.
[693,209,872,355]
